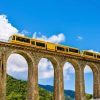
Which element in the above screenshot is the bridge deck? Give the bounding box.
[0,41,100,63]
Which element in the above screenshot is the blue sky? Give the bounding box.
[0,0,100,94]
[0,0,100,51]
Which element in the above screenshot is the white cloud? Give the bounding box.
[32,32,65,44]
[38,58,54,79]
[0,15,19,42]
[7,54,28,80]
[77,36,83,40]
[84,65,92,73]
[63,62,75,80]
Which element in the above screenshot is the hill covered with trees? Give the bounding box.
[6,75,92,100]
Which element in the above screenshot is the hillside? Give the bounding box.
[39,84,75,99]
[6,75,92,100]
[6,75,73,100]
[7,75,53,100]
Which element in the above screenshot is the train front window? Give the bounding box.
[57,46,65,51]
[9,36,12,41]
[16,37,30,43]
[12,36,15,40]
[69,48,79,53]
[36,42,45,47]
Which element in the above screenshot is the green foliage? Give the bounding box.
[7,92,23,100]
[86,94,93,100]
[65,96,73,100]
[7,75,92,100]
[39,88,53,100]
[6,75,27,100]
[6,75,53,100]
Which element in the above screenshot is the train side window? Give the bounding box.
[66,48,68,52]
[26,39,30,43]
[36,42,45,47]
[16,37,30,43]
[97,55,100,58]
[57,46,65,51]
[86,52,93,56]
[31,41,35,45]
[94,54,96,58]
[69,48,79,53]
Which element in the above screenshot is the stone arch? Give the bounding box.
[84,62,99,99]
[37,54,59,99]
[6,49,34,65]
[6,49,35,99]
[84,62,98,74]
[62,59,80,71]
[62,59,81,100]
[38,54,58,69]
[84,62,99,83]
[38,55,56,86]
[37,54,57,80]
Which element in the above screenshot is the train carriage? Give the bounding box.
[46,42,56,51]
[8,34,31,46]
[55,44,67,53]
[8,34,100,60]
[68,47,80,56]
[82,50,100,60]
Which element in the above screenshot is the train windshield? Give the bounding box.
[12,36,15,40]
[8,36,15,41]
[8,36,12,41]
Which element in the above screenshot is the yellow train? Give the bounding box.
[8,34,100,60]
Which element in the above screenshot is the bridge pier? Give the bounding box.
[54,66,64,100]
[75,67,86,100]
[27,60,39,100]
[93,75,99,99]
[95,65,100,99]
[0,54,7,100]
[91,63,100,99]
[93,83,100,99]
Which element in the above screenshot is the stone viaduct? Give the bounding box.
[0,41,100,100]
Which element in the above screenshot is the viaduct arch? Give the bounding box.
[0,42,100,100]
